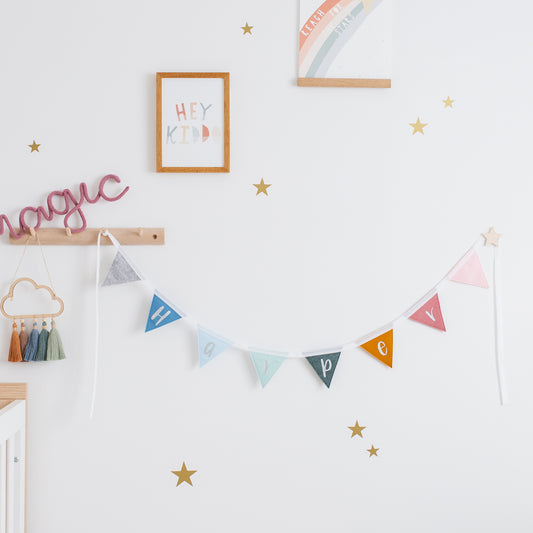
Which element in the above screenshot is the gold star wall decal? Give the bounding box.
[348,421,366,438]
[367,445,379,457]
[171,462,197,486]
[482,227,502,247]
[362,0,376,12]
[28,140,41,152]
[241,23,253,35]
[410,118,427,135]
[443,96,454,108]
[253,178,271,196]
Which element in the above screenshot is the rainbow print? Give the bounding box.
[298,0,391,82]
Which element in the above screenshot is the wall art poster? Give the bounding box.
[298,0,392,87]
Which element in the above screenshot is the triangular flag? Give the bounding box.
[250,352,285,387]
[306,352,341,388]
[198,327,232,367]
[102,250,142,286]
[360,330,394,368]
[145,292,182,332]
[409,293,446,331]
[449,251,489,288]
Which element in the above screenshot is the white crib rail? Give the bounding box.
[0,400,26,533]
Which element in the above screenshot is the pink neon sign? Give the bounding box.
[1,175,129,239]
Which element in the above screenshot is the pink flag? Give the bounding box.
[409,293,446,331]
[449,251,489,288]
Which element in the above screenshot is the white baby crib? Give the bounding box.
[0,384,26,533]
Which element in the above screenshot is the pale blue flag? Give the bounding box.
[250,352,285,388]
[198,327,233,367]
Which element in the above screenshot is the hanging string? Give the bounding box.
[493,244,507,405]
[10,231,57,294]
[36,232,56,294]
[90,229,104,419]
[10,234,32,285]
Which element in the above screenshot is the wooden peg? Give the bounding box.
[9,228,165,245]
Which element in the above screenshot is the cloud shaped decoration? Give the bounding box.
[1,277,64,320]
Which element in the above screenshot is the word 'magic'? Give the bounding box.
[0,174,129,239]
[166,101,222,145]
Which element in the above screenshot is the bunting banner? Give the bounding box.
[93,229,507,412]
[360,330,393,368]
[306,352,341,388]
[250,352,286,387]
[198,327,233,367]
[448,250,489,288]
[145,292,182,332]
[409,293,446,331]
[102,249,143,286]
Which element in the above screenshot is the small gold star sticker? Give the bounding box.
[28,140,40,152]
[253,178,271,196]
[241,23,253,35]
[171,462,197,486]
[443,96,454,108]
[482,227,502,247]
[362,0,376,12]
[348,421,366,438]
[367,445,379,457]
[409,118,428,135]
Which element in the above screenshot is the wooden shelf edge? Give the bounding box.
[297,78,391,88]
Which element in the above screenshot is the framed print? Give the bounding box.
[297,0,391,88]
[156,72,230,172]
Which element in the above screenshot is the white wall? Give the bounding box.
[1,0,532,531]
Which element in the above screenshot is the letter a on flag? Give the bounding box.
[250,352,285,387]
[360,330,393,368]
[409,293,446,331]
[448,251,489,288]
[306,352,341,388]
[145,292,182,332]
[198,327,232,367]
[102,250,142,286]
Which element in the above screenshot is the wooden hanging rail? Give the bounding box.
[9,228,165,246]
[297,78,391,88]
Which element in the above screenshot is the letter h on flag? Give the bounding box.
[145,291,182,332]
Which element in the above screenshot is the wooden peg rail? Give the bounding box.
[9,228,165,246]
[297,78,391,88]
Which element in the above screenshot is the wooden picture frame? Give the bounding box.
[156,72,230,173]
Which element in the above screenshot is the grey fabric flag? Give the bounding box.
[102,250,141,286]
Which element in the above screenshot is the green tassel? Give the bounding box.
[47,319,66,360]
[35,321,49,361]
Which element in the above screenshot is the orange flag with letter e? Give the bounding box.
[360,329,394,368]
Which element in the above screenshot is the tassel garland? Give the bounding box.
[23,321,39,361]
[35,321,49,361]
[8,322,22,362]
[7,319,67,362]
[47,319,66,361]
[19,320,29,355]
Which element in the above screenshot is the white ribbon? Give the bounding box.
[493,245,507,405]
[90,229,104,418]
